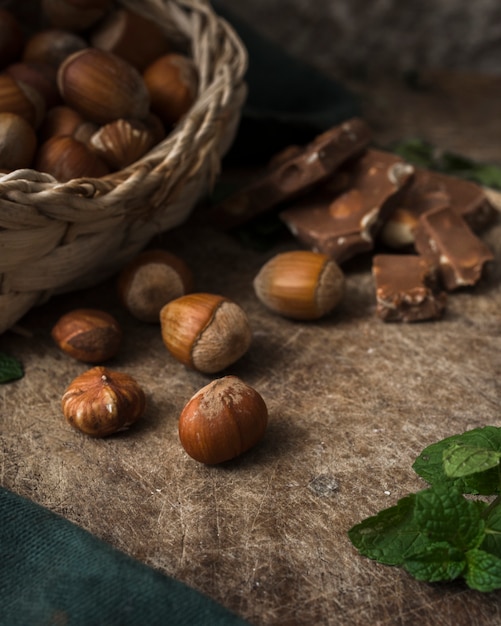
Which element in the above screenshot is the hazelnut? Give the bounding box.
[51,308,122,362]
[160,293,251,374]
[88,118,156,170]
[36,135,110,181]
[0,10,24,70]
[179,375,268,464]
[90,8,171,71]
[118,249,193,322]
[0,74,45,128]
[253,250,345,320]
[143,53,198,127]
[38,105,85,142]
[0,112,37,170]
[6,61,61,110]
[23,29,88,69]
[42,0,111,32]
[61,366,146,437]
[57,48,150,124]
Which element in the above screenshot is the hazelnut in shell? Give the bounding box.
[38,105,85,142]
[143,53,198,127]
[51,308,122,363]
[90,8,171,71]
[253,250,345,320]
[0,74,45,128]
[23,29,88,68]
[88,118,155,170]
[42,0,111,32]
[0,9,24,70]
[57,48,150,125]
[179,375,268,464]
[0,112,37,170]
[118,249,193,323]
[61,366,146,437]
[160,293,251,374]
[36,135,110,181]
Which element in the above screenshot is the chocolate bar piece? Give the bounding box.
[280,149,415,263]
[208,118,372,230]
[372,254,447,322]
[380,167,496,248]
[414,206,494,290]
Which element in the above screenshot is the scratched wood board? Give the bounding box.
[2,73,501,625]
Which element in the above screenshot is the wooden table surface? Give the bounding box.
[2,71,501,625]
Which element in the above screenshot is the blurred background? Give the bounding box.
[215,0,501,79]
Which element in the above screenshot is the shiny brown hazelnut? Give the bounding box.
[118,249,193,322]
[42,0,111,32]
[160,293,251,374]
[179,375,268,464]
[0,112,37,170]
[58,48,150,124]
[51,308,122,362]
[35,135,110,181]
[0,9,24,70]
[90,8,171,71]
[253,250,345,320]
[23,29,88,68]
[6,61,61,110]
[88,118,155,170]
[0,74,45,128]
[143,53,198,126]
[38,105,85,142]
[61,366,146,437]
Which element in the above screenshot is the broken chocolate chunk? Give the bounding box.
[208,117,372,230]
[280,149,415,263]
[380,167,496,248]
[372,254,447,322]
[413,206,494,290]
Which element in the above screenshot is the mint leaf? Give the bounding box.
[444,443,501,479]
[348,494,428,565]
[465,549,501,592]
[413,485,485,551]
[481,500,501,557]
[413,427,501,495]
[404,542,466,582]
[0,352,23,383]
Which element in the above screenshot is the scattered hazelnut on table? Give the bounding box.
[61,366,146,437]
[159,293,252,374]
[51,308,122,363]
[178,375,268,464]
[117,249,193,323]
[253,250,345,320]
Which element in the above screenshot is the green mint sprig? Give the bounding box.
[348,426,501,592]
[0,352,24,383]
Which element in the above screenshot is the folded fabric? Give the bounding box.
[213,2,360,164]
[0,487,249,626]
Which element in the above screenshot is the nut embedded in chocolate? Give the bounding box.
[380,166,496,248]
[280,149,415,264]
[372,254,447,322]
[413,206,494,290]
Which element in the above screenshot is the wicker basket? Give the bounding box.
[0,0,248,334]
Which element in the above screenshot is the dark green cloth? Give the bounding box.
[213,3,360,164]
[0,9,358,626]
[0,487,249,626]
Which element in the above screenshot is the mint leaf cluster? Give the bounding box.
[348,426,501,592]
[0,352,23,384]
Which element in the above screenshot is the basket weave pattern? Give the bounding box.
[0,0,247,334]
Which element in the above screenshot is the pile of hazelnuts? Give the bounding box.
[52,247,346,465]
[0,1,198,178]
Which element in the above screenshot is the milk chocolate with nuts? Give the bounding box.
[372,254,447,322]
[413,206,494,290]
[280,149,415,263]
[209,117,372,230]
[380,167,496,248]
